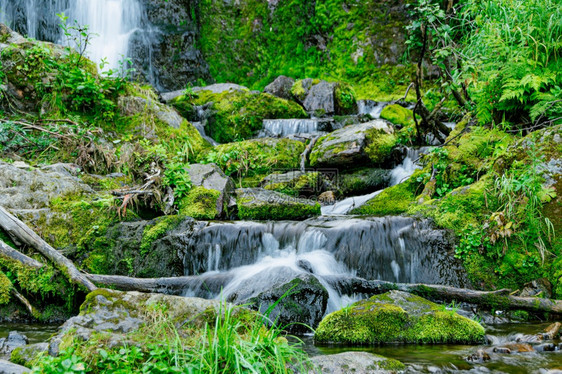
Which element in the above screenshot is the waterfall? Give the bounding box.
[0,0,143,72]
[259,118,333,138]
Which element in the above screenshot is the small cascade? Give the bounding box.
[357,100,387,119]
[259,119,332,138]
[179,216,469,310]
[0,0,144,71]
[299,135,321,172]
[389,146,433,186]
[321,190,382,215]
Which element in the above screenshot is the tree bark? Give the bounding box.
[0,206,96,292]
[325,276,562,315]
[0,239,44,269]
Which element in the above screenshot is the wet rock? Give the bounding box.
[10,343,48,367]
[318,191,337,205]
[0,332,27,357]
[466,349,491,363]
[243,272,329,334]
[0,161,92,211]
[494,343,533,353]
[261,171,329,197]
[264,75,295,101]
[315,290,485,344]
[303,81,337,115]
[49,289,244,357]
[519,278,552,298]
[0,359,29,374]
[187,163,236,217]
[235,188,321,220]
[493,347,511,354]
[339,168,391,196]
[309,351,405,374]
[309,120,395,168]
[543,322,562,340]
[536,343,557,352]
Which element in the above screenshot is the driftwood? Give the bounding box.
[0,239,44,269]
[86,274,196,293]
[11,288,38,317]
[0,206,96,292]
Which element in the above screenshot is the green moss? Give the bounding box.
[334,83,357,115]
[140,215,184,254]
[365,130,398,164]
[380,104,414,126]
[315,291,485,345]
[0,271,11,305]
[291,80,309,102]
[174,90,307,143]
[263,172,322,197]
[199,138,305,178]
[237,191,321,220]
[178,186,220,220]
[352,172,422,216]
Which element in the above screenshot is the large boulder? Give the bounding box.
[264,76,295,101]
[315,290,485,345]
[236,188,321,220]
[298,80,358,116]
[228,269,328,334]
[0,359,29,374]
[48,289,250,356]
[185,163,236,218]
[309,352,404,374]
[309,120,397,168]
[161,83,248,104]
[0,162,92,210]
[118,96,185,129]
[0,332,27,358]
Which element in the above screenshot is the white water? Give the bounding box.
[0,0,143,71]
[322,146,433,215]
[357,100,387,119]
[260,119,327,138]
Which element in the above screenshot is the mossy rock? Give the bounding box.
[334,82,358,115]
[172,90,307,143]
[310,351,405,373]
[262,171,327,197]
[236,188,320,220]
[179,186,221,220]
[380,104,414,126]
[198,138,305,179]
[315,290,485,344]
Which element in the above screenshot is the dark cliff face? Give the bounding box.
[131,0,212,91]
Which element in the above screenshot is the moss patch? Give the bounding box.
[380,104,414,126]
[236,189,321,220]
[178,186,221,220]
[315,291,485,345]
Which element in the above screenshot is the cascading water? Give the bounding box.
[179,216,469,313]
[0,0,143,71]
[357,100,387,119]
[259,118,332,138]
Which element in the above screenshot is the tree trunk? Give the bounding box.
[0,239,44,269]
[0,206,96,292]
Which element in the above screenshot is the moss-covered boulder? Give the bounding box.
[315,290,485,345]
[309,120,397,168]
[261,171,329,197]
[236,188,321,220]
[309,352,405,374]
[380,103,414,126]
[48,289,255,357]
[339,168,391,196]
[172,89,307,143]
[292,79,358,116]
[198,138,305,180]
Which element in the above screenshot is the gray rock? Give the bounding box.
[117,96,185,129]
[339,168,391,196]
[309,352,404,374]
[236,188,321,220]
[10,343,47,367]
[0,332,27,358]
[309,120,393,168]
[519,278,552,298]
[292,78,314,104]
[48,289,240,357]
[0,161,92,210]
[187,163,236,217]
[0,359,29,374]
[193,83,248,95]
[264,76,295,100]
[303,81,337,115]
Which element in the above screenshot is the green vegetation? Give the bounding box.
[237,191,321,220]
[315,291,485,344]
[172,90,307,143]
[179,186,221,219]
[30,291,311,374]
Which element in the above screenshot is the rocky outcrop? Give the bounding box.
[315,290,485,345]
[0,162,92,210]
[309,120,397,168]
[309,352,405,374]
[48,289,248,356]
[264,76,295,101]
[0,332,27,358]
[118,96,185,129]
[186,163,236,218]
[236,188,321,220]
[0,359,29,374]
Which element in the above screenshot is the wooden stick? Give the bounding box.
[0,240,44,269]
[0,206,96,292]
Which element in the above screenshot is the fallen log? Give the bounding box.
[324,276,562,315]
[0,206,96,292]
[86,273,233,296]
[11,288,38,317]
[0,239,44,269]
